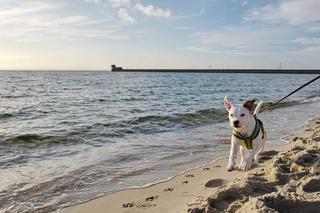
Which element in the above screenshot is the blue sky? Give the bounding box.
[1,0,320,70]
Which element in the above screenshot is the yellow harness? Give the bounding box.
[232,116,265,150]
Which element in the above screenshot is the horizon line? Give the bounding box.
[1,67,320,72]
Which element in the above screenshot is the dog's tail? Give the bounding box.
[253,101,263,116]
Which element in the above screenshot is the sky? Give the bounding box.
[1,0,320,70]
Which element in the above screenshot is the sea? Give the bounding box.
[0,71,319,213]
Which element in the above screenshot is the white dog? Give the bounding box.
[224,97,266,171]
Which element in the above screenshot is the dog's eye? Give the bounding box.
[241,114,245,117]
[230,114,234,117]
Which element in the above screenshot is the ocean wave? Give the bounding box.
[129,100,304,128]
[110,168,155,180]
[87,108,228,137]
[0,176,74,213]
[1,134,82,148]
[111,154,142,164]
[0,165,155,213]
[260,100,301,112]
[306,91,320,99]
[127,108,226,126]
[0,113,14,119]
[89,101,303,137]
[0,101,305,149]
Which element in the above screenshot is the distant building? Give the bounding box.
[111,65,122,71]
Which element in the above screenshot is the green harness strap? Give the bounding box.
[232,117,264,150]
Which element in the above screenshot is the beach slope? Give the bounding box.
[189,117,320,213]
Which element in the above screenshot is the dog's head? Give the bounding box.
[224,97,255,130]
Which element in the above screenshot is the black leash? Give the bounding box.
[261,75,320,112]
[275,75,320,104]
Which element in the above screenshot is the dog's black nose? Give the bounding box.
[233,120,240,126]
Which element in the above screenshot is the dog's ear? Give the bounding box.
[243,99,256,111]
[224,96,233,111]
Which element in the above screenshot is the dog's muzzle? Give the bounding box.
[233,120,240,128]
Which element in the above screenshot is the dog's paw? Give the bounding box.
[236,164,242,170]
[226,163,236,172]
[239,160,252,171]
[253,157,259,165]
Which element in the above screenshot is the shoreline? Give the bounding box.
[61,156,247,213]
[60,121,312,213]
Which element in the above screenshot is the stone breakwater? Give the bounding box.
[188,117,320,213]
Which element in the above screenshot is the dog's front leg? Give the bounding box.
[237,146,245,170]
[227,138,239,172]
[240,150,254,171]
[241,143,261,170]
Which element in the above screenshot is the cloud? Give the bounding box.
[135,3,171,17]
[195,25,291,50]
[0,0,127,41]
[179,46,217,54]
[242,0,320,59]
[177,26,195,31]
[0,1,54,21]
[304,25,320,32]
[292,46,320,56]
[232,0,249,6]
[178,46,234,55]
[172,9,205,20]
[108,0,131,8]
[85,0,100,3]
[117,8,135,23]
[245,0,320,25]
[85,0,131,7]
[179,45,266,57]
[291,37,320,45]
[290,37,320,57]
[241,0,249,6]
[85,1,172,22]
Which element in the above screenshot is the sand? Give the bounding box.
[61,117,320,213]
[61,158,249,213]
[189,117,320,213]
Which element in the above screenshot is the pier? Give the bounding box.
[110,65,320,74]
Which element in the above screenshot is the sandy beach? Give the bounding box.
[1,1,320,211]
[61,157,247,213]
[61,117,320,213]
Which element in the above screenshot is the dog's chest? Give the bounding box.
[233,130,264,149]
